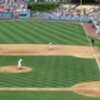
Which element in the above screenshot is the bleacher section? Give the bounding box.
[0,0,30,19]
[43,4,100,34]
[44,4,91,22]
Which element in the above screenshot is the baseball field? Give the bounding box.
[0,20,100,100]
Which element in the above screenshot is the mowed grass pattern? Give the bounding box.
[0,21,89,45]
[0,91,100,100]
[0,56,100,87]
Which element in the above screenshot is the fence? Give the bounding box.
[31,12,91,22]
[0,10,31,19]
[0,11,92,23]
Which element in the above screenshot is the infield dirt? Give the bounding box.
[0,66,32,73]
[0,44,95,58]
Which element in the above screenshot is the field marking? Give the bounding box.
[82,23,100,70]
[0,87,72,91]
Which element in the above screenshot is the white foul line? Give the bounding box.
[81,23,100,70]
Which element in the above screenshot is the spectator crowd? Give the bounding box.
[0,0,28,12]
[48,4,100,34]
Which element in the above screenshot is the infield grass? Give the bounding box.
[0,56,99,87]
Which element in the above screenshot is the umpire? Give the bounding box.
[91,38,95,47]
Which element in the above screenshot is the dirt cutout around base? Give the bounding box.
[0,44,94,58]
[72,81,100,97]
[0,66,32,73]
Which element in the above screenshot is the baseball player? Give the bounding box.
[91,38,95,47]
[17,58,23,70]
[48,43,53,50]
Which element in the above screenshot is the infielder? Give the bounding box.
[17,58,23,70]
[48,43,53,50]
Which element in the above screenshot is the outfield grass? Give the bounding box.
[0,21,89,45]
[0,56,99,87]
[0,91,100,100]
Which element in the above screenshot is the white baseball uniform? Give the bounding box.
[18,58,23,69]
[48,43,53,50]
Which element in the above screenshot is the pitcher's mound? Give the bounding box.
[72,81,100,97]
[0,66,32,73]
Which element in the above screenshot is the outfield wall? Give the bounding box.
[44,13,91,22]
[0,10,31,19]
[32,12,91,22]
[0,12,13,19]
[0,11,91,22]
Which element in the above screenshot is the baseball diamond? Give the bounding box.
[0,19,100,100]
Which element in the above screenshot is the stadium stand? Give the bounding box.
[88,6,100,34]
[0,0,28,12]
[0,0,30,19]
[44,4,90,22]
[44,4,100,34]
